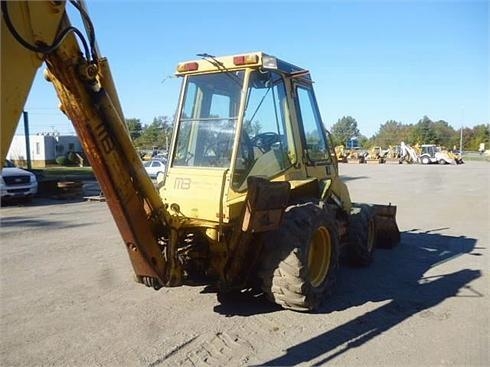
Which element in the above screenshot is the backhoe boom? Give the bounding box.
[1,0,171,286]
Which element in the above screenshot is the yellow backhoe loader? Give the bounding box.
[1,0,400,311]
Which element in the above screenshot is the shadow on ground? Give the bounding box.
[0,196,88,208]
[339,175,370,182]
[0,215,92,230]
[0,180,102,209]
[248,228,482,365]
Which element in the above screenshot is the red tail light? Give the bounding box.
[177,62,199,72]
[233,54,259,66]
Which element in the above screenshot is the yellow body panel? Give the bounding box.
[161,167,232,222]
[1,1,65,165]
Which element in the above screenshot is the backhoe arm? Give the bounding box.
[1,0,174,287]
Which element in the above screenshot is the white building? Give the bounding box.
[7,134,82,167]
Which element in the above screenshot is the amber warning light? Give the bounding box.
[177,62,199,72]
[233,54,259,66]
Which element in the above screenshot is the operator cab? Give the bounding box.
[163,52,334,222]
[172,54,295,191]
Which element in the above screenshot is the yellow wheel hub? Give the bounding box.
[307,226,332,287]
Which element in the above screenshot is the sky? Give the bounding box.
[16,0,489,138]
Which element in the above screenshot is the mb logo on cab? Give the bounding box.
[174,178,191,190]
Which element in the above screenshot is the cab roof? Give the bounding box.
[175,51,310,79]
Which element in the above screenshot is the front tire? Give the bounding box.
[346,204,376,266]
[421,156,431,164]
[257,202,339,311]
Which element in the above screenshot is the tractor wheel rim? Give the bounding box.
[307,226,332,288]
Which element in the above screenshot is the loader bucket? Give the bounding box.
[373,204,400,248]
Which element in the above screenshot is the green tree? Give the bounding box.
[125,118,143,140]
[372,120,413,147]
[330,116,360,146]
[473,124,490,149]
[134,116,173,150]
[357,134,369,148]
[410,116,437,145]
[432,119,456,148]
[407,116,461,148]
[462,124,490,150]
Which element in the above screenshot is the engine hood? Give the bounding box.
[1,167,34,178]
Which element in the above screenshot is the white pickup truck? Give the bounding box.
[1,160,38,202]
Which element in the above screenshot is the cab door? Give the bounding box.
[293,82,336,181]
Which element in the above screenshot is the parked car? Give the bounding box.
[154,152,168,161]
[143,159,166,179]
[1,160,38,201]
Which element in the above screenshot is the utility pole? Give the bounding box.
[459,107,464,155]
[23,111,32,169]
[459,126,463,153]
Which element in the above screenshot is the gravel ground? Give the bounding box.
[1,161,488,366]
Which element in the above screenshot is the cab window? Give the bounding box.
[295,86,330,163]
[174,72,244,168]
[232,70,295,191]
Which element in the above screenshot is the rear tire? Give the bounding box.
[420,156,431,164]
[346,204,376,266]
[257,202,339,312]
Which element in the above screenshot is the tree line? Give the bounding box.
[126,115,489,152]
[125,116,173,151]
[330,115,489,151]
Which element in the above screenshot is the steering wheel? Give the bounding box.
[251,132,281,153]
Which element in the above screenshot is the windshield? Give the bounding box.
[173,71,245,168]
[172,69,295,192]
